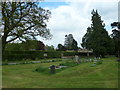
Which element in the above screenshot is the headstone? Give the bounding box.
[61,53,63,58]
[50,65,55,74]
[44,53,47,57]
[98,57,101,59]
[89,59,92,62]
[87,53,89,57]
[75,55,80,64]
[94,59,97,64]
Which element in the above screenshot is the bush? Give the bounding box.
[3,50,92,61]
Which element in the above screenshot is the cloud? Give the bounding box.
[42,1,118,48]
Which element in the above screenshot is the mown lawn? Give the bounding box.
[2,56,118,88]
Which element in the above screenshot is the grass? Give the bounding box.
[2,56,118,88]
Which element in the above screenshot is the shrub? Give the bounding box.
[3,50,92,61]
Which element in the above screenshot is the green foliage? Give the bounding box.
[81,9,115,57]
[57,44,66,51]
[47,51,62,58]
[45,45,55,51]
[3,51,63,61]
[111,29,120,57]
[3,50,91,61]
[22,40,38,50]
[64,34,78,50]
[1,2,52,51]
[5,43,23,51]
[5,40,45,51]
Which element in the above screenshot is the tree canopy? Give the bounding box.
[111,22,120,57]
[0,2,52,51]
[57,44,66,51]
[5,40,45,51]
[81,9,114,57]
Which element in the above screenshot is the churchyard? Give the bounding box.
[2,56,118,88]
[1,1,120,89]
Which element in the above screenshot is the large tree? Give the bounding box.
[111,22,120,57]
[81,10,114,57]
[0,2,52,52]
[64,34,78,50]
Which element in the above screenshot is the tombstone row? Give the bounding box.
[74,55,102,64]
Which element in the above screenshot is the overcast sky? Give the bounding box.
[39,0,118,48]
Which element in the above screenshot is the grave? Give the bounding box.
[31,61,41,63]
[50,65,55,74]
[75,55,81,64]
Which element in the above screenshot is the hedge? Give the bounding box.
[2,50,92,61]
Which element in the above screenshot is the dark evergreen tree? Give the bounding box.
[81,9,114,57]
[57,44,66,51]
[72,39,78,51]
[81,27,93,49]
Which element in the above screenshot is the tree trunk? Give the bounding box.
[2,35,7,53]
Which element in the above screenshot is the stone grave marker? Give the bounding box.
[50,65,55,74]
[75,55,80,64]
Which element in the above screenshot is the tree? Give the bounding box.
[37,41,45,50]
[72,39,78,50]
[0,2,52,52]
[81,27,93,49]
[111,22,120,57]
[57,44,66,51]
[5,40,45,51]
[45,45,55,51]
[81,10,114,57]
[22,40,45,50]
[5,43,22,51]
[64,34,78,50]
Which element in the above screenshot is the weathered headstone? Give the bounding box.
[44,53,47,57]
[89,59,92,62]
[75,55,80,64]
[94,58,98,64]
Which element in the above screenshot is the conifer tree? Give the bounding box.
[81,9,114,57]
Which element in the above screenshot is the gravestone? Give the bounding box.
[75,55,80,64]
[50,65,55,74]
[93,58,98,64]
[89,59,92,62]
[44,53,47,57]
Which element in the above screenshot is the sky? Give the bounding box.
[38,0,118,48]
